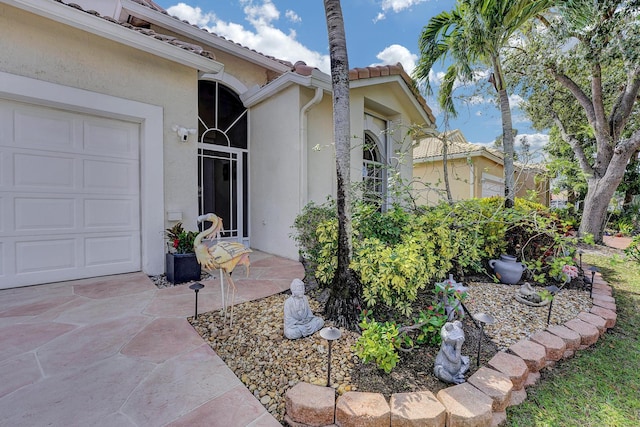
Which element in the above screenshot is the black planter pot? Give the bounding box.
[165,253,201,284]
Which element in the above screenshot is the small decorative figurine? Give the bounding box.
[283,279,325,339]
[434,320,470,384]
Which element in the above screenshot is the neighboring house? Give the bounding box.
[0,0,435,289]
[413,130,549,206]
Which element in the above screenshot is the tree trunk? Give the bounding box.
[579,179,613,243]
[492,57,515,208]
[442,134,453,205]
[323,0,361,330]
[578,146,634,243]
[498,87,515,208]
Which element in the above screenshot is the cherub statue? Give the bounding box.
[283,279,324,339]
[434,320,470,384]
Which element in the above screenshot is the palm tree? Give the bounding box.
[413,0,554,208]
[323,0,361,330]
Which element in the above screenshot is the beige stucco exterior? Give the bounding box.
[413,130,549,206]
[1,0,435,285]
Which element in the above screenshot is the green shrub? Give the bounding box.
[295,197,575,316]
[354,315,401,373]
[290,200,336,265]
[624,235,640,263]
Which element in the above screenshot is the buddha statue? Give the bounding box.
[283,279,324,339]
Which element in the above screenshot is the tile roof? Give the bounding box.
[56,0,216,60]
[128,0,293,68]
[293,61,435,123]
[349,63,435,123]
[413,132,547,171]
[413,135,496,160]
[52,0,434,123]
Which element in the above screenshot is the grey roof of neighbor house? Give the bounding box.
[43,0,434,122]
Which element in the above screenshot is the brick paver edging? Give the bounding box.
[285,270,616,427]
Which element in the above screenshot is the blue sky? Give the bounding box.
[153,0,549,161]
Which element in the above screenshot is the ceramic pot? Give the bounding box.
[488,254,525,285]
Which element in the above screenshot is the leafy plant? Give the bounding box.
[290,200,336,264]
[354,314,401,373]
[410,304,449,346]
[624,235,640,263]
[165,222,197,254]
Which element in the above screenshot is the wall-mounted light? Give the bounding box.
[172,125,197,142]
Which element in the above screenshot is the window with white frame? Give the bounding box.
[362,112,389,209]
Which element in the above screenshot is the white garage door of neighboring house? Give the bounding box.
[481,172,505,198]
[0,99,141,289]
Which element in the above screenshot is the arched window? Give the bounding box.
[362,131,386,207]
[198,80,248,242]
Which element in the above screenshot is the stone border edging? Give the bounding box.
[284,270,617,427]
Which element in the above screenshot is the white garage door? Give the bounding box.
[481,172,505,198]
[0,99,141,289]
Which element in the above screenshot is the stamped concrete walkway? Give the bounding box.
[0,250,303,426]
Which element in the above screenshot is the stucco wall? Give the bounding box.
[1,4,202,272]
[148,24,272,91]
[306,95,336,205]
[413,158,476,205]
[248,84,303,259]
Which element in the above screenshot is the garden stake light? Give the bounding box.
[319,327,341,387]
[545,285,560,326]
[473,313,495,367]
[189,282,204,319]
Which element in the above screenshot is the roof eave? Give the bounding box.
[4,0,224,73]
[413,149,504,165]
[350,74,436,125]
[241,69,331,108]
[120,0,291,74]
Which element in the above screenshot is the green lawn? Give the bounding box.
[506,254,640,427]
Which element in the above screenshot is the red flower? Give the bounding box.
[173,239,179,249]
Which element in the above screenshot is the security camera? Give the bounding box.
[172,125,197,142]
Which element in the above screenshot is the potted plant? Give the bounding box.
[165,222,201,284]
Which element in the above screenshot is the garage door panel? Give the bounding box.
[0,150,5,187]
[83,120,138,159]
[85,235,138,266]
[85,198,138,228]
[14,153,76,189]
[14,197,76,231]
[0,100,141,289]
[83,159,138,193]
[15,239,77,274]
[14,107,75,151]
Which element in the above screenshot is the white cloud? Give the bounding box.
[166,2,330,73]
[376,0,427,21]
[370,44,417,75]
[285,10,301,23]
[381,0,427,13]
[475,111,483,116]
[373,12,386,23]
[516,133,549,157]
[509,94,524,107]
[429,70,446,86]
[467,95,490,105]
[166,3,216,27]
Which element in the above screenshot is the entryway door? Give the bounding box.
[198,80,249,246]
[0,99,141,289]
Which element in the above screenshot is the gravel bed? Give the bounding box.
[187,281,592,423]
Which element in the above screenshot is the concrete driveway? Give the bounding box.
[0,251,303,426]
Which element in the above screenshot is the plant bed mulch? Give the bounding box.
[188,279,591,423]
